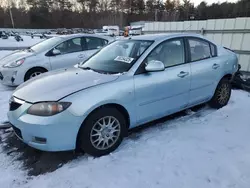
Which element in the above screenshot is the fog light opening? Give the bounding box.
[11,77,15,83]
[32,137,47,144]
[11,71,17,83]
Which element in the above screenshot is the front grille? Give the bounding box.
[9,101,22,111]
[0,72,3,80]
[12,124,22,139]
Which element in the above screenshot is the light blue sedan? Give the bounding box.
[8,33,238,156]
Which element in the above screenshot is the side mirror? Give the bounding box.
[145,60,165,72]
[52,49,61,55]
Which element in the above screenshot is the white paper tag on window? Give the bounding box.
[114,56,134,64]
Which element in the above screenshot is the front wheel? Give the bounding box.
[209,78,232,109]
[78,107,127,157]
[24,68,46,81]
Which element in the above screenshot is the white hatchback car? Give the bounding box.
[0,34,113,86]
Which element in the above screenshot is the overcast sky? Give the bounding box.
[191,0,238,6]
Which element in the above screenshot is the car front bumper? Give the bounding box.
[8,102,85,152]
[0,67,24,86]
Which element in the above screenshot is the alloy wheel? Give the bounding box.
[30,72,41,79]
[90,116,121,150]
[217,83,230,105]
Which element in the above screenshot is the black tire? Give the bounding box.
[78,107,127,157]
[209,78,232,109]
[24,68,47,81]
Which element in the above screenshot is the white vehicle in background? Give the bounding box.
[0,34,114,86]
[129,26,143,36]
[94,29,109,36]
[103,26,119,36]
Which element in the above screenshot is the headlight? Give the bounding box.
[3,58,25,68]
[27,102,71,116]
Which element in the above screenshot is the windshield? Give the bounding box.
[79,40,153,74]
[31,37,64,53]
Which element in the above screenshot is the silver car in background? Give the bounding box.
[0,34,113,86]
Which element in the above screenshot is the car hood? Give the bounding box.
[13,67,119,103]
[0,50,34,66]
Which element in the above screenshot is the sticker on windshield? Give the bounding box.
[114,56,134,64]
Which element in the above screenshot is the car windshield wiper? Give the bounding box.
[23,48,34,53]
[79,66,120,74]
[80,66,92,70]
[79,66,103,73]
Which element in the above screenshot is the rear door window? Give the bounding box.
[55,37,82,54]
[188,38,211,62]
[84,37,108,50]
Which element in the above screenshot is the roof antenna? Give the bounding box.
[183,22,192,33]
[183,13,197,33]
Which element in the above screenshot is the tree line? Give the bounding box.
[0,0,250,29]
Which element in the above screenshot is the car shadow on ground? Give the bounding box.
[0,104,205,176]
[0,130,82,176]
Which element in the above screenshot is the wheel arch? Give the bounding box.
[210,73,233,101]
[24,66,48,81]
[222,73,233,81]
[209,73,232,108]
[75,103,130,150]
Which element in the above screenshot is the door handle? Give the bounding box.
[177,71,189,78]
[78,54,85,59]
[212,63,220,69]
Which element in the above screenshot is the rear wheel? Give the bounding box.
[209,78,231,109]
[78,107,127,157]
[24,68,47,81]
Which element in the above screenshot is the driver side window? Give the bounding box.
[146,38,185,68]
[55,42,67,53]
[55,37,82,54]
